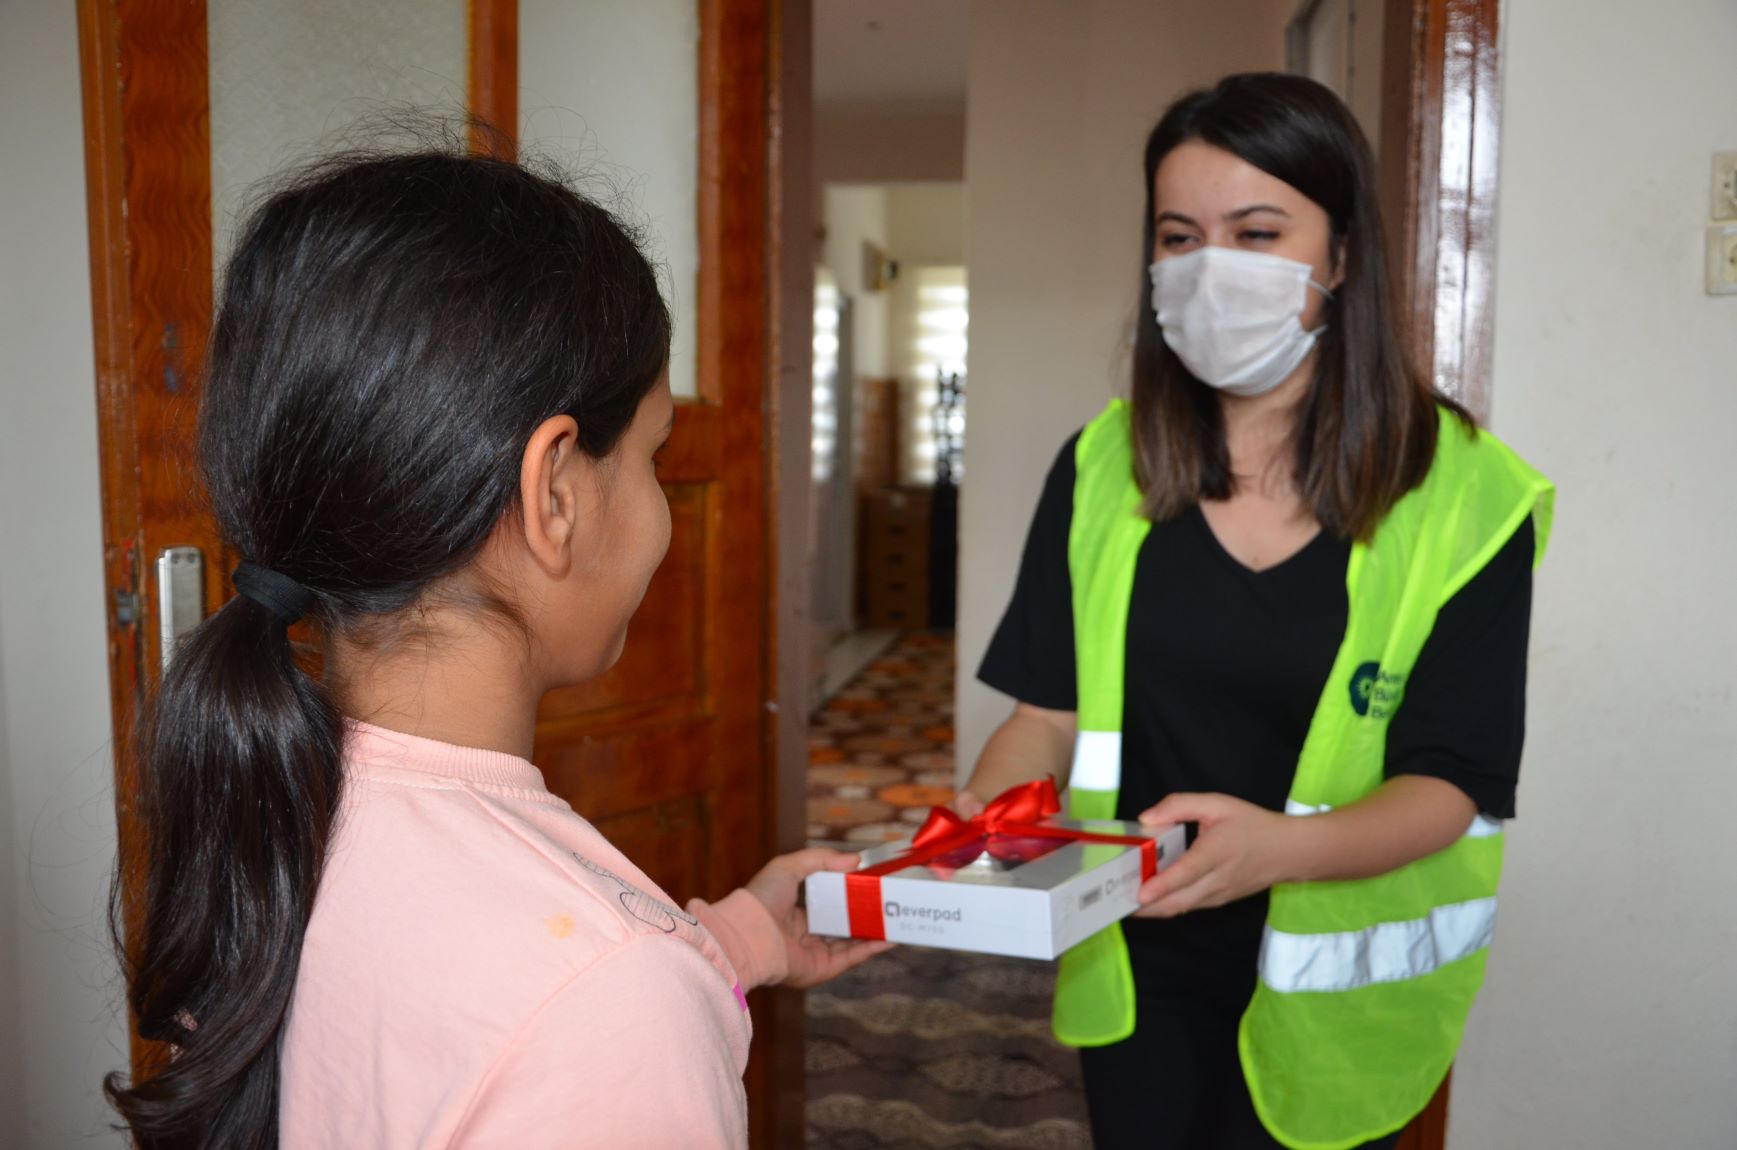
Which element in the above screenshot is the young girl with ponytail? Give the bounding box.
[105,147,883,1149]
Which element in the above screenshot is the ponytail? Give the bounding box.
[107,593,342,1147]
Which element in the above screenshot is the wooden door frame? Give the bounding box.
[77,0,220,1077]
[763,0,815,1144]
[1385,6,1503,1146]
[468,0,518,158]
[693,5,791,1143]
[1382,0,1503,424]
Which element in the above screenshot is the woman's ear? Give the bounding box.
[517,414,583,578]
[1329,236,1349,293]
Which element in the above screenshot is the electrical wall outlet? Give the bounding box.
[1713,153,1737,222]
[1708,224,1737,297]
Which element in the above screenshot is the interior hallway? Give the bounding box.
[804,633,1092,1149]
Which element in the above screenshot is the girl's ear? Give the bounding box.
[517,414,583,577]
[1329,235,1349,293]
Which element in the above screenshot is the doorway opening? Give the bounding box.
[792,1,1473,1147]
[806,81,970,711]
[804,5,1041,1147]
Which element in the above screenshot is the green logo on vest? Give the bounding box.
[1349,661,1405,719]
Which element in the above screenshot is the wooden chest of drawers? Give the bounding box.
[859,487,932,630]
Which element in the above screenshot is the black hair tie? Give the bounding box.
[232,561,314,625]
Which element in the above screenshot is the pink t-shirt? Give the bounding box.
[279,722,788,1148]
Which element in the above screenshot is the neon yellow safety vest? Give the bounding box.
[1053,399,1553,1150]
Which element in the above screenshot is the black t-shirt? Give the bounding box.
[978,432,1534,1007]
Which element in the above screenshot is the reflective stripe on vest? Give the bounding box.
[1285,799,1505,839]
[1070,730,1122,792]
[1264,803,1504,993]
[1057,399,1554,1149]
[1261,896,1498,994]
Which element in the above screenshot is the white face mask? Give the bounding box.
[1148,247,1334,398]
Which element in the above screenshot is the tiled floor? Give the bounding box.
[804,633,1092,1150]
[821,628,901,702]
[805,631,960,846]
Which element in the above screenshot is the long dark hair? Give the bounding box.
[105,146,671,1148]
[1131,72,1468,539]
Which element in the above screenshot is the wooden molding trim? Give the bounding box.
[698,1,784,1144]
[766,2,816,1143]
[77,0,144,1076]
[468,0,518,158]
[1389,0,1503,420]
[696,0,770,866]
[1396,1072,1453,1150]
[1387,2,1501,1140]
[77,0,221,1079]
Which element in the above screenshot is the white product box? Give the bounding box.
[805,819,1187,960]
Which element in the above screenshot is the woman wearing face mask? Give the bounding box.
[960,74,1552,1150]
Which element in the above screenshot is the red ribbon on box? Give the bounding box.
[843,778,1159,941]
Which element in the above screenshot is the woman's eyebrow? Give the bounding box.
[1226,204,1291,221]
[1156,205,1291,227]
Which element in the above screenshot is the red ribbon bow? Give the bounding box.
[842,778,1158,941]
[909,776,1063,850]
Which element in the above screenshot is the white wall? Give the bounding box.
[957,0,1292,773]
[889,266,969,486]
[822,184,967,488]
[822,185,892,380]
[824,183,965,379]
[1453,1,1737,1146]
[886,183,966,266]
[0,608,17,1141]
[816,109,966,185]
[885,184,967,484]
[0,3,130,1146]
[520,0,700,398]
[1296,0,1384,149]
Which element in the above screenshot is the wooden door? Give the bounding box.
[80,2,790,1141]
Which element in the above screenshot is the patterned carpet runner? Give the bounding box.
[805,633,1091,1150]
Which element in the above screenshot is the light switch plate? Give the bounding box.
[1713,153,1737,222]
[1708,224,1737,296]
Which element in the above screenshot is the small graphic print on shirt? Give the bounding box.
[1348,661,1406,720]
[570,851,698,933]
